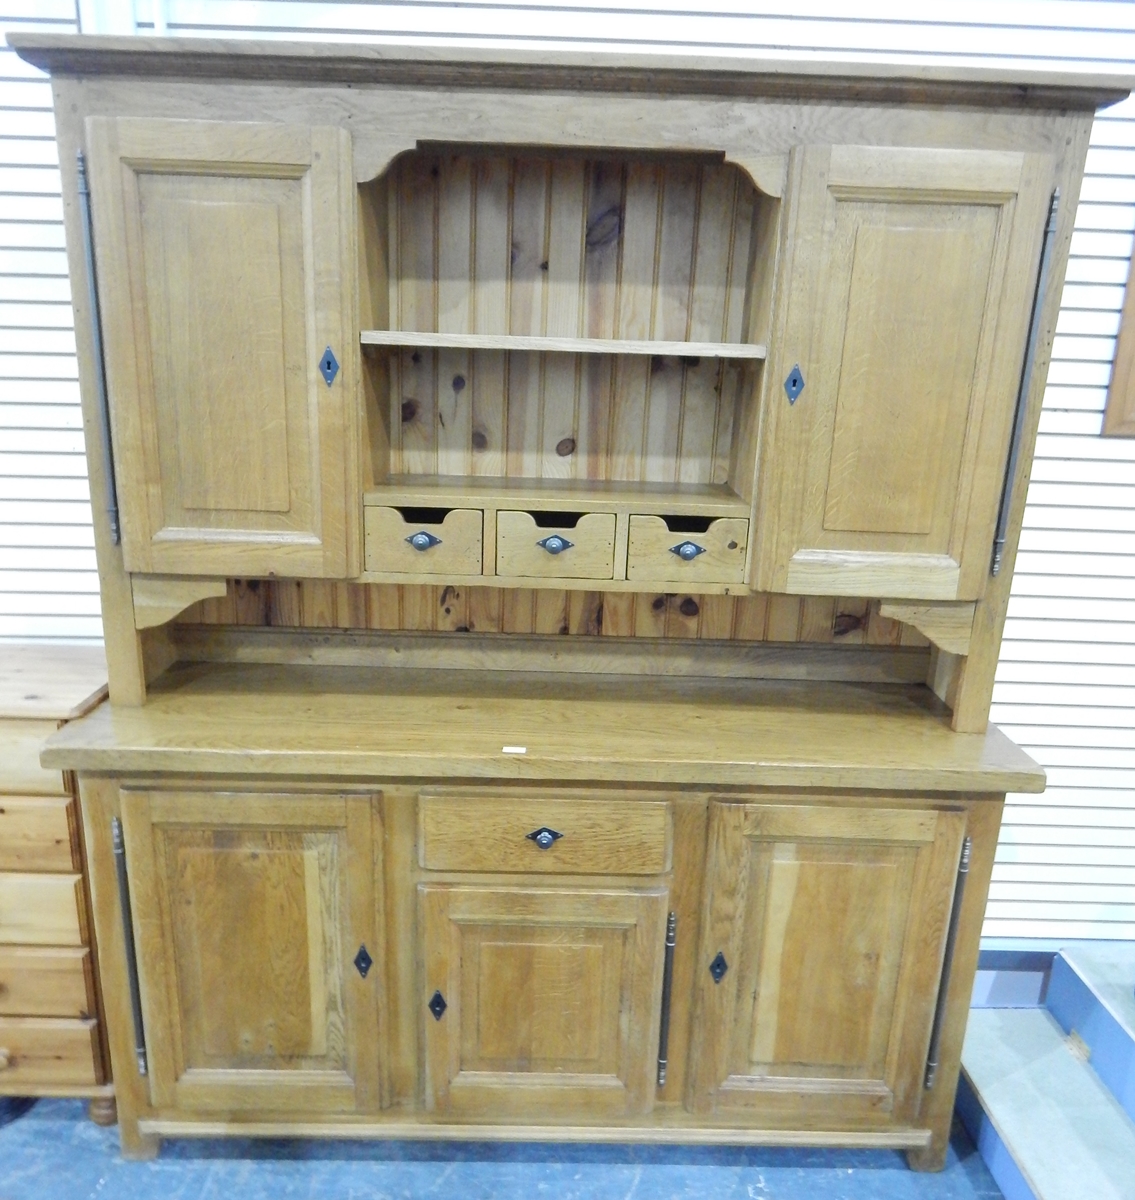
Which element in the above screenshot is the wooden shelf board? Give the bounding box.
[43,659,1046,794]
[364,476,751,517]
[361,329,767,360]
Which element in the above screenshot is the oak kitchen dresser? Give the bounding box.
[10,32,1129,1168]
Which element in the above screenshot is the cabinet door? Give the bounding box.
[86,118,355,577]
[119,790,381,1113]
[688,800,965,1127]
[421,884,667,1120]
[755,145,1053,601]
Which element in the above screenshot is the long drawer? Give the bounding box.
[0,946,94,1018]
[0,873,84,946]
[0,1016,100,1087]
[419,793,672,874]
[0,795,78,872]
[0,719,66,796]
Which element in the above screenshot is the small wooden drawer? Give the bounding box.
[0,795,78,872]
[496,511,616,579]
[627,515,749,583]
[419,794,672,875]
[0,719,66,796]
[0,873,84,946]
[0,1016,100,1087]
[0,947,94,1018]
[365,506,483,575]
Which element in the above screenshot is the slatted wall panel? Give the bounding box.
[0,2,101,642]
[4,0,1134,939]
[180,582,929,645]
[384,153,753,485]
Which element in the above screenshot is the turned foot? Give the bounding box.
[87,1096,117,1127]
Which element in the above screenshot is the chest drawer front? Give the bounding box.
[419,795,672,875]
[0,874,84,946]
[0,1016,100,1086]
[365,506,483,575]
[0,947,94,1018]
[0,796,78,872]
[0,720,66,796]
[627,516,748,583]
[496,511,616,579]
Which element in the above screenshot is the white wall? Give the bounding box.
[2,0,1133,941]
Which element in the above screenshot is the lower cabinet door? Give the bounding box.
[120,789,382,1114]
[688,799,966,1127]
[421,884,668,1121]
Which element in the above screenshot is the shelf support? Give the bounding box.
[132,575,227,629]
[879,601,976,657]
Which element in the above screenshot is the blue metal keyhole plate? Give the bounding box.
[784,364,805,403]
[319,345,339,387]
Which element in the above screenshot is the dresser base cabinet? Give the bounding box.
[77,774,1005,1169]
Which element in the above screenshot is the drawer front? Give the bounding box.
[419,794,672,874]
[0,719,66,796]
[0,1016,99,1087]
[0,795,78,872]
[0,947,94,1018]
[0,873,84,946]
[627,516,749,583]
[365,506,483,575]
[496,511,616,579]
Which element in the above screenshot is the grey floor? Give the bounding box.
[0,1098,1004,1199]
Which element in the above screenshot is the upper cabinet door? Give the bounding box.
[754,145,1053,601]
[85,118,355,577]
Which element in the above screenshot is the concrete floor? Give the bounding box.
[0,1099,1004,1199]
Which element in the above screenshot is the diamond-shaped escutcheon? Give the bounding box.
[428,990,448,1020]
[783,364,805,403]
[709,951,729,983]
[353,944,373,979]
[319,345,340,387]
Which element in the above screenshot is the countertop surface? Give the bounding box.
[43,659,1045,793]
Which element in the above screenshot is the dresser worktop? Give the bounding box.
[43,659,1043,793]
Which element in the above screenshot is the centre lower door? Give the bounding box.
[420,883,668,1121]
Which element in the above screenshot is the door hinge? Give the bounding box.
[656,912,677,1087]
[111,817,147,1076]
[924,836,973,1089]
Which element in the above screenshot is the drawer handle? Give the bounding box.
[407,531,442,551]
[526,826,563,850]
[0,1048,10,1071]
[670,540,706,562]
[537,535,573,555]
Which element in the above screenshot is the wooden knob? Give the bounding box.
[0,1048,11,1071]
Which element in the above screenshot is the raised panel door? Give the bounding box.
[688,800,966,1127]
[421,884,667,1121]
[754,145,1054,600]
[85,118,355,577]
[119,790,381,1113]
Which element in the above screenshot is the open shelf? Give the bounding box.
[363,475,750,518]
[361,330,767,360]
